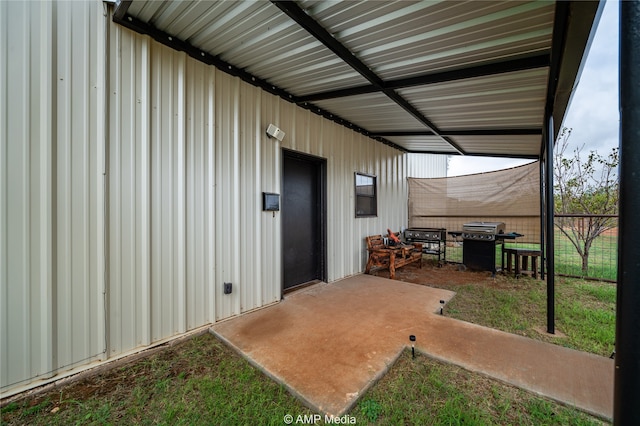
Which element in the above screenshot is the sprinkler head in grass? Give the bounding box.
[409,335,416,359]
[439,300,445,315]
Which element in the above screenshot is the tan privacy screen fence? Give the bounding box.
[408,161,541,244]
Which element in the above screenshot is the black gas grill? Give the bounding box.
[460,222,505,273]
[404,228,446,264]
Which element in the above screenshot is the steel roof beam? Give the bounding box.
[299,54,550,103]
[112,0,132,21]
[545,1,571,119]
[374,129,542,137]
[407,151,540,160]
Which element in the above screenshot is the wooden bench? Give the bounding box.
[503,248,542,279]
[364,235,423,279]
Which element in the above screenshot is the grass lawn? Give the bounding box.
[354,351,605,425]
[436,274,616,357]
[1,334,316,426]
[2,269,614,425]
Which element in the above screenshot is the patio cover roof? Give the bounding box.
[112,0,603,158]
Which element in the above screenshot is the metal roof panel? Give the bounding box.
[385,135,457,153]
[313,92,428,132]
[399,68,548,129]
[453,134,542,157]
[303,1,555,79]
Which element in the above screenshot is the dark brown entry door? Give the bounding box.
[282,151,326,291]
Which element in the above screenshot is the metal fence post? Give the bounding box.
[539,156,546,281]
[615,1,640,423]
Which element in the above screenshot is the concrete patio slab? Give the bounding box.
[210,274,613,420]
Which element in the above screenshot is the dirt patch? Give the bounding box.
[369,259,515,288]
[533,326,567,338]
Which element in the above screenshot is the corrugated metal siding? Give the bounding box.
[106,3,411,345]
[184,58,216,329]
[1,0,107,393]
[107,31,218,353]
[407,154,448,178]
[107,21,409,342]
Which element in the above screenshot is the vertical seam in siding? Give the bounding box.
[38,0,54,379]
[207,69,216,322]
[233,79,241,315]
[177,52,186,334]
[139,37,151,346]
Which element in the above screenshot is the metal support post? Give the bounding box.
[539,154,546,280]
[614,1,640,423]
[545,116,555,334]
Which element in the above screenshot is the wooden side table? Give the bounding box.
[504,248,542,279]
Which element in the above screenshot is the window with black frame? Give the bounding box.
[355,172,377,217]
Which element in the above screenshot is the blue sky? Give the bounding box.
[448,0,619,176]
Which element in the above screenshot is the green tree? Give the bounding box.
[553,128,619,275]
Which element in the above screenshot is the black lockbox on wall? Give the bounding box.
[263,192,280,211]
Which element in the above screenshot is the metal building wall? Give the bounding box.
[106,18,410,357]
[1,0,410,396]
[1,0,107,394]
[407,153,448,179]
[107,27,222,354]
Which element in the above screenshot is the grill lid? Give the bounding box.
[462,222,505,234]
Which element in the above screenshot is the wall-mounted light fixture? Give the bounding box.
[266,124,285,141]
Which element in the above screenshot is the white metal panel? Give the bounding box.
[149,42,188,340]
[184,58,216,329]
[259,93,283,307]
[407,154,449,178]
[214,71,241,319]
[313,92,426,132]
[54,0,106,373]
[1,0,106,395]
[108,26,150,355]
[107,30,218,351]
[386,136,454,153]
[453,135,542,157]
